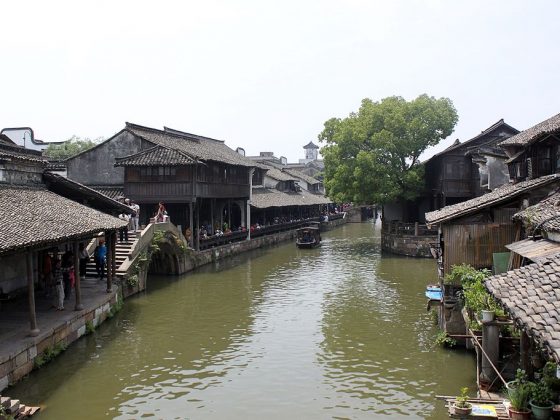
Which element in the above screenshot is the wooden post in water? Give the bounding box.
[73,241,83,311]
[27,252,40,336]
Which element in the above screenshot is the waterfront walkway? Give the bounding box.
[0,277,116,389]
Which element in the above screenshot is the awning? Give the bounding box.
[505,238,560,262]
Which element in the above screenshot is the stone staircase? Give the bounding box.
[0,395,40,418]
[84,231,138,281]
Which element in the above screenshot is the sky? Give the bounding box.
[1,0,559,162]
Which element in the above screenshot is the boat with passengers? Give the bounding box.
[296,226,321,249]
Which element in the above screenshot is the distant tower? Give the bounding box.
[303,141,319,161]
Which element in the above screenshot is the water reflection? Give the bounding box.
[11,222,475,419]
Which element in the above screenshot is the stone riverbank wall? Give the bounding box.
[1,289,120,391]
[381,221,438,258]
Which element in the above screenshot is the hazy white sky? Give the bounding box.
[1,0,559,161]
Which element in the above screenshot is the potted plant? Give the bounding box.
[530,379,554,420]
[543,361,560,403]
[453,387,472,416]
[507,381,532,420]
[480,294,496,322]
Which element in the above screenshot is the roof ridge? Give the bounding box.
[163,126,225,143]
[126,122,201,143]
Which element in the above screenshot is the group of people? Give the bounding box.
[41,245,89,311]
[118,198,141,242]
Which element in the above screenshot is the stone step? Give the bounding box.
[1,396,11,408]
[6,399,20,415]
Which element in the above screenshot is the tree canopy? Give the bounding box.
[44,135,102,160]
[319,94,458,204]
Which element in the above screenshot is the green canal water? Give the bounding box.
[11,221,475,419]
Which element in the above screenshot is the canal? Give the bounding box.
[11,221,475,419]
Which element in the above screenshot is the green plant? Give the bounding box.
[543,362,560,393]
[434,331,457,348]
[127,274,139,287]
[455,387,472,409]
[445,264,490,286]
[107,292,124,319]
[33,341,68,369]
[531,378,552,406]
[430,310,438,326]
[469,319,482,332]
[85,320,95,335]
[0,404,15,420]
[508,382,532,411]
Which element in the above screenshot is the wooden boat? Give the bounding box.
[296,226,321,249]
[425,284,442,300]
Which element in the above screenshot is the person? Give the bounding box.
[156,202,166,223]
[61,251,74,300]
[42,251,53,297]
[94,239,107,280]
[78,243,89,279]
[118,213,130,242]
[52,259,65,311]
[185,227,192,247]
[130,200,140,231]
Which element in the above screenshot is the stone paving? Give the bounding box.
[0,276,117,390]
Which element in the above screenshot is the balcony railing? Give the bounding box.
[382,220,438,237]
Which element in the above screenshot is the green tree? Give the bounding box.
[319,95,458,204]
[44,135,102,160]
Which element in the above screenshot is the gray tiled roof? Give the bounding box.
[513,192,560,234]
[251,187,331,209]
[125,123,255,167]
[0,186,127,255]
[425,174,560,225]
[115,145,197,167]
[500,113,560,147]
[0,143,47,164]
[90,186,124,200]
[264,166,296,182]
[486,256,560,362]
[282,168,321,185]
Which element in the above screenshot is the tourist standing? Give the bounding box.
[94,239,107,280]
[131,200,140,231]
[119,213,130,242]
[52,259,64,311]
[78,243,89,279]
[61,251,74,300]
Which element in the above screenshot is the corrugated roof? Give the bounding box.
[425,174,560,225]
[513,191,560,234]
[506,238,560,262]
[251,187,331,209]
[115,145,197,167]
[0,186,127,255]
[500,113,560,147]
[125,123,255,167]
[486,256,560,362]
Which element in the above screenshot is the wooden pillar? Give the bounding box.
[106,233,113,293]
[227,200,231,228]
[111,232,117,288]
[27,252,40,336]
[414,222,419,236]
[196,199,200,251]
[73,241,83,311]
[189,201,194,247]
[520,330,532,377]
[210,198,214,234]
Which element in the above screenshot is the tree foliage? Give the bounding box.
[43,135,102,160]
[319,95,458,204]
